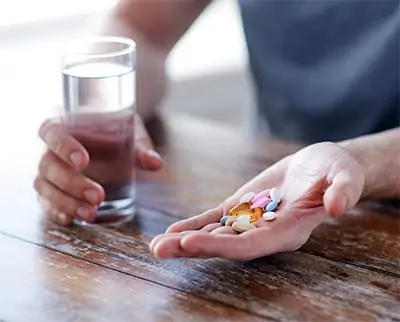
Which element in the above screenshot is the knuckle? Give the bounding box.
[39,153,82,197]
[56,212,74,226]
[35,179,64,212]
[45,207,59,221]
[38,118,53,138]
[39,118,61,142]
[33,176,42,192]
[66,175,86,196]
[46,163,69,188]
[55,136,70,155]
[52,191,84,217]
[38,150,52,175]
[52,193,75,214]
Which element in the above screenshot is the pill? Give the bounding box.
[240,192,256,203]
[252,207,264,217]
[250,196,271,209]
[225,216,237,226]
[249,208,263,223]
[265,200,278,212]
[262,211,276,221]
[237,215,251,224]
[270,187,281,203]
[228,202,250,216]
[250,188,271,204]
[220,216,230,226]
[232,222,256,233]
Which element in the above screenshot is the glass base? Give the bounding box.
[75,198,135,227]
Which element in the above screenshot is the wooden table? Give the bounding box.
[0,113,399,322]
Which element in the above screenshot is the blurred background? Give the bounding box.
[0,0,255,129]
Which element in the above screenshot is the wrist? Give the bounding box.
[339,129,400,200]
[339,139,371,199]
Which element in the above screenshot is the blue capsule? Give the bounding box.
[220,216,230,226]
[265,200,278,212]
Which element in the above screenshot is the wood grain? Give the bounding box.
[1,199,399,321]
[0,233,267,322]
[0,113,399,321]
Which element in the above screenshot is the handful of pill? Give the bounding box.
[220,187,282,233]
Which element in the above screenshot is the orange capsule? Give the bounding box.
[250,207,264,222]
[228,202,250,216]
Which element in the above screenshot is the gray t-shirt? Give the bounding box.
[238,0,399,143]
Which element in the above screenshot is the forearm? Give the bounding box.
[114,0,211,51]
[339,128,400,200]
[97,13,167,120]
[93,0,211,119]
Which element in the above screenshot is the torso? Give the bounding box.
[238,0,400,143]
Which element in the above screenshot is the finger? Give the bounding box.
[151,234,201,258]
[180,227,284,260]
[39,196,72,226]
[34,176,96,223]
[210,226,237,234]
[39,118,89,169]
[149,231,196,253]
[179,232,254,260]
[200,223,222,232]
[134,115,163,171]
[39,150,104,206]
[165,208,222,233]
[152,224,230,258]
[38,196,59,223]
[50,211,73,226]
[324,168,364,218]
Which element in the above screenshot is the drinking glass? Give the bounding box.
[61,36,136,226]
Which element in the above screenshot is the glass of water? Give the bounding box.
[61,36,136,226]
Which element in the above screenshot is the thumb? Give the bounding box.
[323,166,365,218]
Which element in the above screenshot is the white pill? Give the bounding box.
[239,192,256,203]
[237,215,251,224]
[262,211,276,221]
[225,216,237,226]
[270,187,281,203]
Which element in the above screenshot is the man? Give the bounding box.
[35,0,399,260]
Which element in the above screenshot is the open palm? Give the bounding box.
[150,142,365,260]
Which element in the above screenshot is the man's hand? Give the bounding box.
[34,114,162,226]
[149,142,365,260]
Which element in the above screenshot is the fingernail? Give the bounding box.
[70,152,82,167]
[57,212,69,225]
[84,189,99,204]
[77,207,93,221]
[146,150,161,160]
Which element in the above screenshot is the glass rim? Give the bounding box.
[62,36,136,59]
